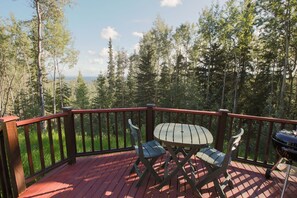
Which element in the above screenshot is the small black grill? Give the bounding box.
[265,129,297,198]
[272,130,297,162]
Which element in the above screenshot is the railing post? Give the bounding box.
[62,107,76,164]
[146,104,155,141]
[215,109,229,152]
[0,116,26,197]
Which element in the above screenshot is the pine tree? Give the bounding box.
[114,50,128,107]
[106,38,115,107]
[126,52,138,107]
[92,73,109,108]
[136,43,157,106]
[75,71,89,109]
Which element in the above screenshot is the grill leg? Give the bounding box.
[281,164,291,198]
[265,157,284,179]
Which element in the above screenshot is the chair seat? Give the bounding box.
[135,140,166,158]
[196,147,225,167]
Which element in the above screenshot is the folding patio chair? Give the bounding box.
[128,119,166,186]
[195,128,244,197]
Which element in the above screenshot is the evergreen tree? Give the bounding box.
[92,73,109,108]
[114,50,128,107]
[74,71,89,109]
[196,2,224,109]
[125,52,138,107]
[158,63,172,107]
[56,76,72,110]
[106,38,115,107]
[136,42,157,106]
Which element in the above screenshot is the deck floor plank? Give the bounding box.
[19,151,297,198]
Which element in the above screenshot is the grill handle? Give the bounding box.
[282,147,297,155]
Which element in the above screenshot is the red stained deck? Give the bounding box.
[19,151,297,198]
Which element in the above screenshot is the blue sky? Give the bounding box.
[1,0,227,77]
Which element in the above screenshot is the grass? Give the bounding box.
[18,128,134,178]
[18,129,67,177]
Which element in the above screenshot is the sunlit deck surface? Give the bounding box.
[19,151,297,198]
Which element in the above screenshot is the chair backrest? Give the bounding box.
[222,128,244,168]
[128,119,144,157]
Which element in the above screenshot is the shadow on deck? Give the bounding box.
[19,151,297,198]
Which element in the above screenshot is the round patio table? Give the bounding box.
[154,123,213,195]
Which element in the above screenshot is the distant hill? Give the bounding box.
[64,76,97,83]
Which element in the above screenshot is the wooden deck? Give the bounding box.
[19,151,297,198]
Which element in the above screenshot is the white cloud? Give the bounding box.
[100,26,119,40]
[87,50,96,55]
[132,32,143,38]
[160,0,182,7]
[99,48,109,58]
[89,58,104,64]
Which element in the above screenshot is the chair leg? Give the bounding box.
[224,171,233,189]
[145,157,162,182]
[163,154,172,177]
[196,165,222,190]
[214,179,226,198]
[136,157,161,187]
[130,157,140,174]
[196,171,219,189]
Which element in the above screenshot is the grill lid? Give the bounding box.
[273,130,297,147]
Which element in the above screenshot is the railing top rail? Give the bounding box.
[72,107,147,114]
[229,113,297,124]
[154,107,220,116]
[16,112,68,127]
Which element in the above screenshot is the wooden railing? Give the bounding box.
[227,113,297,167]
[71,107,148,157]
[16,112,70,184]
[0,105,296,197]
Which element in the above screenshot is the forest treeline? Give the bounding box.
[1,0,297,120]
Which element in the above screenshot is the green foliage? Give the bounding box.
[56,77,72,109]
[125,53,138,107]
[106,38,116,108]
[114,50,128,107]
[18,128,67,177]
[74,71,89,109]
[2,0,297,120]
[92,73,109,108]
[136,43,158,106]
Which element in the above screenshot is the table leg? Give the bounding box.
[158,145,201,196]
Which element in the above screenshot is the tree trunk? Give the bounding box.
[279,0,290,117]
[35,0,45,117]
[221,69,227,108]
[53,56,57,114]
[59,71,64,109]
[233,55,239,114]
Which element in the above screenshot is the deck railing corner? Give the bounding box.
[215,109,230,152]
[62,107,76,165]
[0,116,26,197]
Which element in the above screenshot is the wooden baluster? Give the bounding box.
[89,113,94,152]
[80,113,86,153]
[98,113,103,151]
[115,112,119,149]
[107,112,111,150]
[57,117,64,160]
